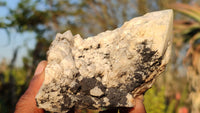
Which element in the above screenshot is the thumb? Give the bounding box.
[27,61,47,97]
[15,61,47,113]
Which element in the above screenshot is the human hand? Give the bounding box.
[15,61,47,113]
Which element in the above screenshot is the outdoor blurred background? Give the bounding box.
[0,0,200,113]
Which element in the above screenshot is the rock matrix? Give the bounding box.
[35,10,173,112]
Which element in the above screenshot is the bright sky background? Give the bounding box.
[0,0,36,67]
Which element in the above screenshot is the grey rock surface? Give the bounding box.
[35,10,173,112]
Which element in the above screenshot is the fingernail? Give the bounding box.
[34,61,47,76]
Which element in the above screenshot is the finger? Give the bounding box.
[129,95,146,113]
[15,61,47,113]
[135,95,144,102]
[27,61,47,97]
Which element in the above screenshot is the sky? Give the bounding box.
[0,0,36,67]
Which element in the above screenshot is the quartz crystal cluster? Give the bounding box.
[35,10,173,112]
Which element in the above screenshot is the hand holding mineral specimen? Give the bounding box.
[35,10,173,112]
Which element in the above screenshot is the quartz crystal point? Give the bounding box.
[35,10,173,112]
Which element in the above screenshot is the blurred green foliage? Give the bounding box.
[0,0,200,113]
[144,86,166,113]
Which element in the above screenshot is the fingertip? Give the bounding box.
[34,61,47,76]
[129,96,146,113]
[39,60,48,66]
[135,95,144,102]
